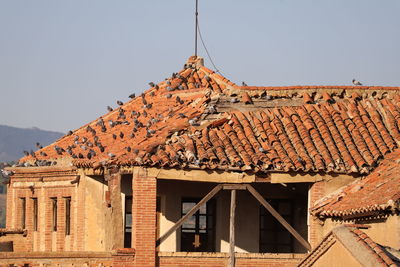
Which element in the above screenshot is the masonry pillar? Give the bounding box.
[106,167,124,249]
[132,167,156,267]
[308,181,325,248]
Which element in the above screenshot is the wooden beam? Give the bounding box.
[246,184,312,251]
[229,189,236,267]
[223,184,247,190]
[146,167,257,183]
[156,184,223,247]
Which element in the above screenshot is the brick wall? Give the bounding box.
[132,167,157,267]
[0,251,113,267]
[0,233,28,252]
[6,168,81,252]
[157,252,303,267]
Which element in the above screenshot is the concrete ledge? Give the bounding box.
[158,251,306,259]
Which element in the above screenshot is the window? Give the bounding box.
[51,198,57,231]
[124,196,132,248]
[180,198,215,252]
[20,198,26,229]
[64,197,71,235]
[32,198,38,231]
[260,199,293,253]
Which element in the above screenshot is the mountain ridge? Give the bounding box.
[0,124,64,162]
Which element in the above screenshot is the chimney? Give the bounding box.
[187,55,204,68]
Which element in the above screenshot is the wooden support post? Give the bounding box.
[246,184,312,251]
[229,189,236,267]
[156,184,223,247]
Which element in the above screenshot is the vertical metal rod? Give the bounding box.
[229,189,236,267]
[194,0,199,56]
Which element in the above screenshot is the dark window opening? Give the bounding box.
[259,199,294,253]
[32,198,38,231]
[124,196,132,248]
[156,196,161,251]
[64,197,71,235]
[180,198,215,252]
[20,198,26,229]
[51,198,57,232]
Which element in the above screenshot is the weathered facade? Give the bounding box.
[0,56,399,266]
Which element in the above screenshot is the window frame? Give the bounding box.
[50,197,57,232]
[20,197,26,229]
[259,198,294,253]
[64,197,71,235]
[180,198,216,252]
[32,197,38,231]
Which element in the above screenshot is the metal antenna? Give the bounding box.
[194,0,199,56]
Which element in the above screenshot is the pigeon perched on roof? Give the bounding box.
[352,79,362,86]
[242,81,248,86]
[129,93,136,99]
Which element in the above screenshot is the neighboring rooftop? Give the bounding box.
[311,148,400,219]
[18,56,400,176]
[299,225,400,267]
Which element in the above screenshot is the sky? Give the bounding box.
[0,0,399,133]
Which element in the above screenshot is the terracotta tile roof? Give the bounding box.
[113,97,400,174]
[20,56,227,165]
[18,56,400,177]
[311,149,400,219]
[299,224,400,267]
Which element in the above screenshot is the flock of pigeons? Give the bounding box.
[0,78,366,184]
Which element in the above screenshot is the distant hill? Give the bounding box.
[0,125,64,162]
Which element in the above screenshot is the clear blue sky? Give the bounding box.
[1,0,399,133]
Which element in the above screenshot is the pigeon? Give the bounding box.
[176,96,184,104]
[129,93,136,99]
[107,106,113,112]
[207,105,217,114]
[230,97,239,103]
[96,118,105,127]
[149,82,155,87]
[178,113,187,118]
[242,81,248,86]
[189,119,200,126]
[352,79,362,86]
[117,100,124,106]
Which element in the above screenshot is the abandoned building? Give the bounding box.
[0,56,399,266]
